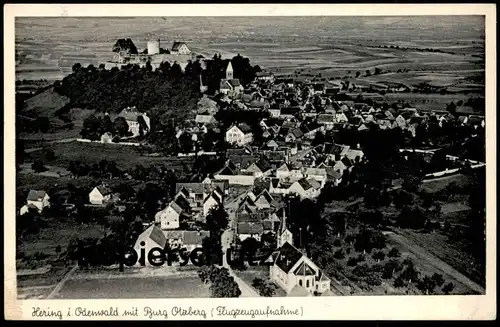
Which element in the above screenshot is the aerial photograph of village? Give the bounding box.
[15,16,486,299]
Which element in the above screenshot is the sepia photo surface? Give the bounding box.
[4,4,496,321]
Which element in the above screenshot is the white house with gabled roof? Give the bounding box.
[225,123,254,146]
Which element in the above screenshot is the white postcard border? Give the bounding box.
[4,4,496,321]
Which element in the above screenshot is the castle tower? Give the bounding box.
[226,61,234,80]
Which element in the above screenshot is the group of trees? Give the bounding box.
[80,114,149,141]
[252,278,277,297]
[198,265,241,298]
[201,206,229,266]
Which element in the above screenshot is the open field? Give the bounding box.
[18,219,107,262]
[54,275,209,299]
[421,173,474,193]
[24,141,195,171]
[16,17,484,96]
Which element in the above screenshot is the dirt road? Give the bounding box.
[46,265,78,299]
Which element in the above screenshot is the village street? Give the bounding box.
[221,190,260,297]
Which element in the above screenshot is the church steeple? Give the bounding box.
[226,61,233,80]
[277,206,293,248]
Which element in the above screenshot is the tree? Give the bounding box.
[202,236,223,266]
[365,70,371,77]
[252,278,276,297]
[333,249,345,259]
[374,67,382,75]
[43,148,56,161]
[417,275,437,295]
[442,282,454,294]
[431,273,445,287]
[352,263,371,277]
[400,262,419,284]
[113,117,130,137]
[206,206,229,236]
[72,63,82,72]
[365,274,382,286]
[394,276,406,288]
[446,101,457,114]
[402,174,423,193]
[347,257,358,266]
[311,131,326,146]
[355,71,361,78]
[31,159,47,173]
[372,250,386,262]
[383,259,402,279]
[240,237,260,262]
[388,247,401,258]
[199,266,241,298]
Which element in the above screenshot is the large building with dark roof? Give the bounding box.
[267,241,331,296]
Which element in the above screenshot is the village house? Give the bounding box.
[267,241,331,296]
[175,182,225,210]
[280,107,301,120]
[269,178,320,199]
[20,190,51,215]
[255,71,275,83]
[213,164,256,186]
[170,41,191,55]
[303,167,328,186]
[268,108,281,118]
[276,163,304,180]
[323,143,350,162]
[100,132,113,144]
[345,148,364,163]
[164,230,210,252]
[133,225,210,266]
[195,114,217,126]
[236,208,275,242]
[155,201,184,230]
[335,112,349,124]
[285,128,304,143]
[117,106,151,137]
[225,123,254,146]
[241,157,273,178]
[203,191,223,217]
[317,114,336,130]
[310,83,325,95]
[89,184,114,205]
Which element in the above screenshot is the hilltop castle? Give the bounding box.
[104,38,201,71]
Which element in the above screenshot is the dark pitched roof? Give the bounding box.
[96,185,112,196]
[312,84,324,91]
[171,41,188,51]
[237,123,253,134]
[229,79,241,87]
[182,231,210,245]
[288,128,304,139]
[27,190,47,202]
[237,222,264,234]
[112,38,138,54]
[280,107,301,116]
[275,242,304,273]
[297,178,313,191]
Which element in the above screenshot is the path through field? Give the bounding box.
[46,264,78,299]
[387,231,485,294]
